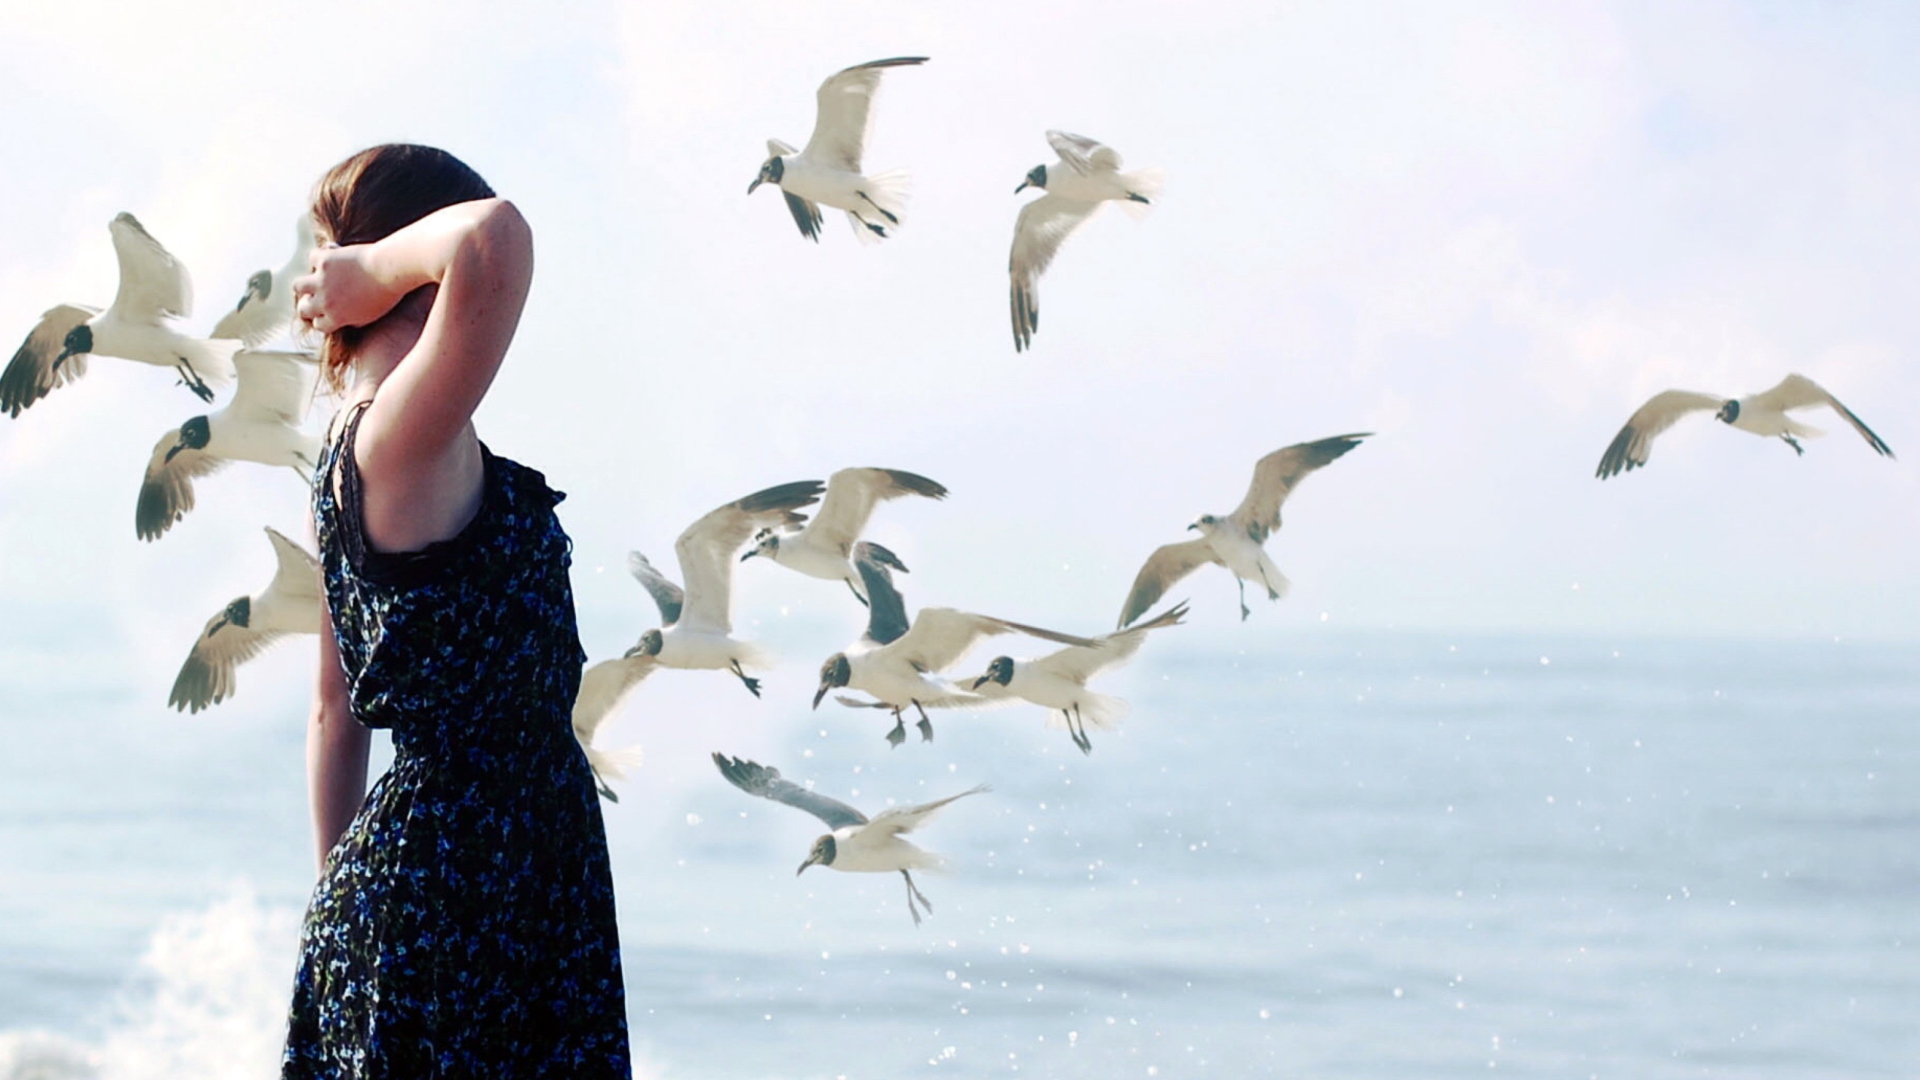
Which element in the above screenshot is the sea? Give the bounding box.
[1,626,1914,1079]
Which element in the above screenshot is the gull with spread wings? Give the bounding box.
[1,213,239,416]
[968,602,1187,754]
[1596,374,1894,479]
[570,656,652,802]
[1009,130,1164,352]
[210,216,316,347]
[137,349,321,540]
[1119,434,1369,627]
[748,57,927,243]
[740,466,947,604]
[817,549,1097,747]
[624,480,825,696]
[712,752,989,926]
[169,527,321,713]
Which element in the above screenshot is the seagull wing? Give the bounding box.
[808,467,948,556]
[712,753,868,829]
[1118,538,1219,629]
[262,526,322,608]
[626,550,684,626]
[1594,390,1723,479]
[1009,193,1101,352]
[137,432,230,541]
[675,480,825,633]
[1034,601,1187,684]
[1045,130,1123,176]
[890,608,1098,675]
[1228,433,1371,544]
[107,213,193,323]
[212,218,314,345]
[168,603,287,713]
[804,56,928,173]
[868,783,991,838]
[783,190,825,242]
[573,655,658,744]
[1,304,98,417]
[228,350,318,426]
[855,551,912,645]
[1748,374,1894,457]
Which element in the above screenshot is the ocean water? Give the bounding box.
[1,627,1915,1078]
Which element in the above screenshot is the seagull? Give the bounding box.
[1009,130,1164,352]
[624,480,826,696]
[137,349,321,541]
[570,656,653,802]
[712,752,988,926]
[210,216,316,346]
[1119,433,1369,628]
[169,526,321,713]
[740,466,947,603]
[816,550,1097,747]
[748,56,927,243]
[967,602,1187,754]
[0,213,238,416]
[1596,374,1894,479]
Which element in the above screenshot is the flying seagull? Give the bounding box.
[967,601,1187,754]
[1119,433,1369,628]
[749,56,927,243]
[741,466,947,603]
[137,349,321,541]
[816,549,1097,746]
[0,213,238,416]
[169,527,321,713]
[210,216,316,346]
[570,656,653,802]
[624,480,826,696]
[712,752,988,926]
[1009,130,1164,352]
[1596,374,1894,479]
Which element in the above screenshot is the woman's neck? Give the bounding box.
[344,287,434,402]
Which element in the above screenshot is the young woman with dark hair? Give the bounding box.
[283,143,630,1077]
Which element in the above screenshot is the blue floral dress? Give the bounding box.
[284,401,630,1078]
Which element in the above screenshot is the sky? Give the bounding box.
[2,0,1917,719]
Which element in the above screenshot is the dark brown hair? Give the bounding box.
[310,144,495,392]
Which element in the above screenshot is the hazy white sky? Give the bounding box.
[2,0,1916,725]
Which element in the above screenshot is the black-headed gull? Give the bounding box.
[0,213,238,415]
[712,752,988,926]
[624,480,825,695]
[210,216,316,347]
[169,526,321,713]
[1119,434,1369,627]
[749,57,927,243]
[571,656,652,802]
[740,466,946,603]
[816,550,1096,747]
[1009,131,1164,352]
[1596,374,1894,479]
[137,349,321,541]
[967,602,1187,754]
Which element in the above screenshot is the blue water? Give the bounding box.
[1,628,1915,1078]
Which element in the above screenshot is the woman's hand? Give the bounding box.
[293,245,405,334]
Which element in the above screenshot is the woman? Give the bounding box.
[284,144,630,1077]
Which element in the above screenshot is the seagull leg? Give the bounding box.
[730,659,762,698]
[902,869,933,924]
[1127,192,1152,204]
[1071,706,1093,755]
[1783,434,1805,456]
[912,700,935,743]
[845,578,871,607]
[886,709,907,749]
[856,191,900,225]
[1237,579,1251,621]
[592,770,620,803]
[175,359,215,403]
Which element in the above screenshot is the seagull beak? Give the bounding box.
[748,177,764,194]
[739,550,757,563]
[622,643,643,659]
[206,616,230,638]
[796,857,816,876]
[1014,180,1030,194]
[164,441,187,462]
[812,683,829,710]
[1186,522,1200,532]
[971,674,989,689]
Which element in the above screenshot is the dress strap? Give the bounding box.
[330,400,376,572]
